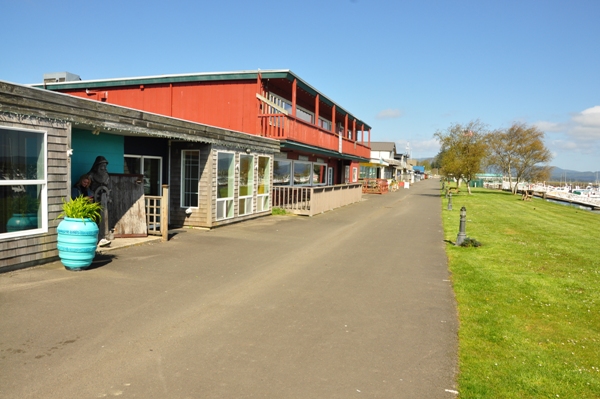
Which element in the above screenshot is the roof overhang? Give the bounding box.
[1,80,280,153]
[280,140,369,163]
[32,69,372,131]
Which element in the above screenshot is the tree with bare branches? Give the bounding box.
[486,123,552,194]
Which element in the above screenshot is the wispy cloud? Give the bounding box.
[376,109,403,120]
[536,105,600,151]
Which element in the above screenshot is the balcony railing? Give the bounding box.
[272,183,363,216]
[258,114,370,159]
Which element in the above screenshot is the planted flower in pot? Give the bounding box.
[6,194,40,232]
[56,195,103,271]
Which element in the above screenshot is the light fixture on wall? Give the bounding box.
[245,148,251,154]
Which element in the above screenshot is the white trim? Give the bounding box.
[0,126,48,238]
[180,150,200,208]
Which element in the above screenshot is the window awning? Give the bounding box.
[280,141,369,163]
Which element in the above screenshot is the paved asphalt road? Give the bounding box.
[0,178,458,399]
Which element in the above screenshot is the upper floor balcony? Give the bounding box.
[256,89,371,160]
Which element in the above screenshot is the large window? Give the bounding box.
[257,156,270,212]
[238,154,254,216]
[269,94,314,124]
[124,155,162,195]
[216,152,234,220]
[275,160,329,186]
[293,162,312,186]
[313,163,327,185]
[360,165,377,179]
[274,160,291,186]
[0,127,47,237]
[181,150,199,208]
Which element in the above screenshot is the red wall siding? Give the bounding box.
[63,80,260,135]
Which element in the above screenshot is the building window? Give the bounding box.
[216,152,234,220]
[274,160,291,186]
[319,117,332,131]
[0,127,47,237]
[293,161,312,186]
[313,163,327,185]
[257,156,270,212]
[269,93,314,124]
[353,167,358,182]
[238,154,254,216]
[124,155,162,195]
[181,150,199,208]
[360,166,377,179]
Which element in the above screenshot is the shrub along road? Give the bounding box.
[0,178,458,399]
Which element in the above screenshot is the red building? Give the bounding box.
[40,70,372,187]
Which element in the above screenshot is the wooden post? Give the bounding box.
[161,184,169,242]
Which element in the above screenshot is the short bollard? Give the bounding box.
[456,206,467,246]
[447,193,453,210]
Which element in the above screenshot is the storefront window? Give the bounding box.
[239,154,254,216]
[313,163,327,185]
[293,162,312,186]
[0,127,46,237]
[257,156,270,212]
[217,152,234,220]
[274,160,291,186]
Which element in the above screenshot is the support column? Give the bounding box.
[315,94,320,127]
[292,79,297,118]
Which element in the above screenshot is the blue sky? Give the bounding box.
[2,0,599,172]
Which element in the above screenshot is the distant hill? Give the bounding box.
[550,167,599,183]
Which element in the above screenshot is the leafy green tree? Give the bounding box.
[486,123,552,194]
[434,120,489,194]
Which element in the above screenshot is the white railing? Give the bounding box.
[144,185,169,241]
[272,183,363,216]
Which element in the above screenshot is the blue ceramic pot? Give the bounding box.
[57,217,99,271]
[6,213,36,232]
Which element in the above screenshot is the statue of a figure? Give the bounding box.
[87,156,111,245]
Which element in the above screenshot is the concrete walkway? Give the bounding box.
[0,178,458,399]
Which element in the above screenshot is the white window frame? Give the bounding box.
[292,161,312,187]
[273,159,292,186]
[257,156,271,212]
[312,162,328,186]
[180,150,199,208]
[238,153,254,216]
[0,127,48,239]
[216,151,235,221]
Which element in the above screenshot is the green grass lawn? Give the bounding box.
[442,187,600,398]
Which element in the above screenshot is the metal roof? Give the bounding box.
[32,69,372,130]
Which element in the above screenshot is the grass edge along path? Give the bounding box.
[441,187,600,398]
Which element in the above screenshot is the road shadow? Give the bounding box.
[88,253,116,270]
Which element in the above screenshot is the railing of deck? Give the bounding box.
[144,185,169,242]
[272,183,363,216]
[361,179,389,194]
[258,114,370,159]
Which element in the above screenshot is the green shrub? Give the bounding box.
[272,207,287,216]
[58,195,102,223]
[460,237,481,247]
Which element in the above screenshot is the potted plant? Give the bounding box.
[6,194,40,232]
[56,195,103,271]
